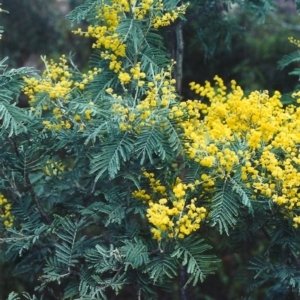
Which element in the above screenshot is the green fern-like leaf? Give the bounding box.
[83,70,118,101]
[141,47,170,74]
[172,237,218,286]
[84,120,110,144]
[85,243,126,276]
[146,252,178,283]
[1,67,35,95]
[210,179,239,235]
[66,0,100,25]
[230,177,253,215]
[79,267,108,300]
[184,160,202,183]
[41,256,69,284]
[0,101,31,136]
[7,292,21,300]
[278,50,300,70]
[135,125,166,164]
[6,292,20,300]
[91,132,135,180]
[82,192,126,226]
[121,238,149,270]
[54,217,88,267]
[288,68,300,78]
[163,117,182,153]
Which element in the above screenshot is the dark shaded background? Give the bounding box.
[0,0,90,69]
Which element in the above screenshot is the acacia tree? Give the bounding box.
[2,1,300,299]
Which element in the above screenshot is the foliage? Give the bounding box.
[0,0,90,69]
[181,0,300,96]
[2,0,300,299]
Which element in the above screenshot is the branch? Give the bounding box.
[175,20,184,95]
[179,265,188,300]
[24,173,52,224]
[137,287,142,300]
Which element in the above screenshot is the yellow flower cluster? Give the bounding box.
[136,66,177,122]
[133,172,207,241]
[288,36,300,48]
[40,105,74,131]
[152,3,188,28]
[142,170,167,196]
[183,76,300,227]
[23,55,73,103]
[22,54,101,131]
[84,109,92,120]
[74,68,100,90]
[131,0,187,28]
[293,216,300,228]
[108,89,134,131]
[118,72,131,84]
[0,193,13,228]
[133,0,155,20]
[42,119,71,131]
[109,63,177,132]
[22,55,81,131]
[73,1,128,73]
[73,0,187,64]
[200,174,215,193]
[130,62,146,85]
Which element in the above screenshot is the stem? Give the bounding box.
[175,20,184,95]
[137,287,142,300]
[179,266,188,300]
